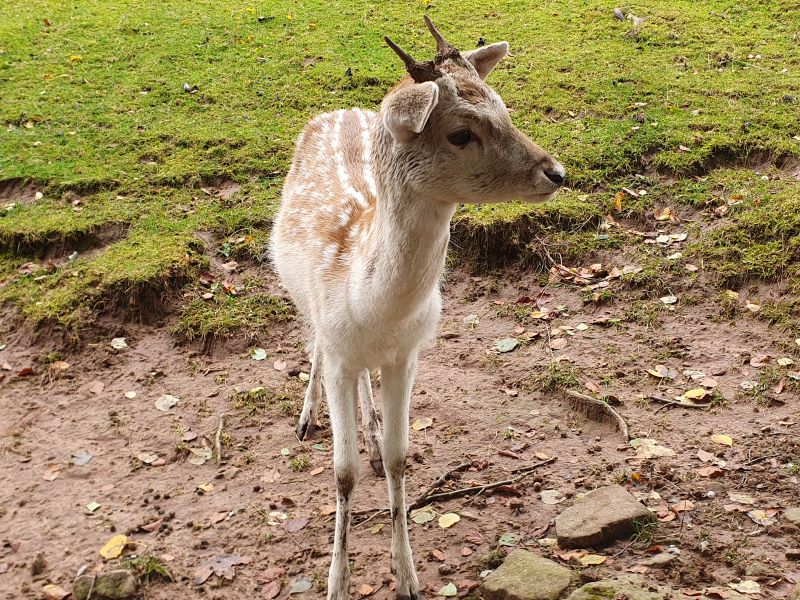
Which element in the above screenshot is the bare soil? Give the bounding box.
[2,245,800,599]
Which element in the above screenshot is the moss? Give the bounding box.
[174,292,292,341]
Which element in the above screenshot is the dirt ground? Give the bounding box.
[2,230,800,599]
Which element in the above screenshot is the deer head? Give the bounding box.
[381,16,565,204]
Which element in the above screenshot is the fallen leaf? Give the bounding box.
[155,394,179,411]
[288,578,313,594]
[42,464,63,481]
[412,417,433,431]
[211,511,229,524]
[540,489,565,504]
[410,508,436,524]
[438,513,460,528]
[431,548,446,561]
[728,581,761,594]
[86,501,102,512]
[42,584,69,600]
[197,482,214,492]
[194,554,251,584]
[660,295,677,305]
[671,500,695,513]
[369,523,384,535]
[711,434,733,447]
[358,583,375,597]
[50,360,70,371]
[124,391,137,399]
[110,337,128,349]
[189,447,213,465]
[777,357,794,366]
[681,388,709,400]
[319,504,336,516]
[728,492,756,505]
[137,452,159,464]
[284,517,309,533]
[750,354,771,367]
[273,359,287,371]
[696,466,723,477]
[251,348,267,361]
[99,534,129,559]
[460,547,474,556]
[630,438,676,459]
[549,338,567,350]
[71,450,93,466]
[494,337,519,353]
[647,365,677,379]
[579,554,607,566]
[262,580,281,600]
[747,509,778,526]
[439,582,458,597]
[87,380,105,394]
[498,533,521,547]
[745,302,761,313]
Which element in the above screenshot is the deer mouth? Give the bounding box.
[519,191,557,203]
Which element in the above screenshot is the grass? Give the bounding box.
[1,1,800,335]
[174,292,292,341]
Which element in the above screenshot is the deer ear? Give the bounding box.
[463,41,509,79]
[382,81,439,142]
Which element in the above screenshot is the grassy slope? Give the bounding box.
[1,0,799,333]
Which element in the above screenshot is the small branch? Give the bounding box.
[407,461,474,512]
[215,414,225,465]
[565,389,629,441]
[353,457,557,523]
[648,395,711,413]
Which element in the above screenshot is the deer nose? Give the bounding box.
[543,163,565,186]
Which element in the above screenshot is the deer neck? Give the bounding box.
[362,126,456,315]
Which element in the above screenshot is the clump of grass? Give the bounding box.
[526,362,580,391]
[121,555,173,585]
[622,300,662,328]
[231,386,297,416]
[289,455,310,472]
[174,292,292,341]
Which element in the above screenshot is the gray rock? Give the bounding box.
[785,507,800,525]
[567,576,669,600]
[482,550,573,600]
[638,553,676,567]
[555,485,654,548]
[73,570,137,600]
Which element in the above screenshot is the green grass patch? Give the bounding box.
[174,292,292,341]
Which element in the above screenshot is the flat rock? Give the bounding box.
[556,485,654,548]
[482,550,573,600]
[73,570,137,600]
[566,576,669,600]
[785,507,800,525]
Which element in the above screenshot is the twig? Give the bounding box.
[215,414,225,465]
[353,457,557,522]
[649,395,711,413]
[408,461,474,511]
[743,453,781,467]
[410,457,558,509]
[565,389,629,441]
[86,574,97,600]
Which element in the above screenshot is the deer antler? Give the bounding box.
[423,15,460,62]
[384,35,442,83]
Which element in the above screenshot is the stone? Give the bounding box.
[566,576,669,600]
[30,553,48,577]
[787,549,800,561]
[555,485,654,548]
[73,570,137,600]
[482,550,573,600]
[784,507,800,525]
[638,553,676,567]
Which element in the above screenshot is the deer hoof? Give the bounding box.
[370,457,386,478]
[295,420,316,441]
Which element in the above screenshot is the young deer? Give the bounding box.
[270,17,564,599]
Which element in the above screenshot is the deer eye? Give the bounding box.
[447,129,473,146]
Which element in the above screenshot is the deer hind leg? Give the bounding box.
[381,355,419,600]
[358,369,384,477]
[296,339,323,440]
[325,360,360,600]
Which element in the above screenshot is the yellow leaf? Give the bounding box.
[711,434,733,447]
[99,534,128,559]
[198,483,214,492]
[438,513,460,528]
[412,417,433,431]
[579,554,607,566]
[69,54,82,62]
[614,191,623,212]
[682,388,708,400]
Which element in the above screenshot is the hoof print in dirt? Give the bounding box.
[73,570,137,600]
[482,550,572,600]
[555,484,654,549]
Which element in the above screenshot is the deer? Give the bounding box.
[269,16,565,600]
